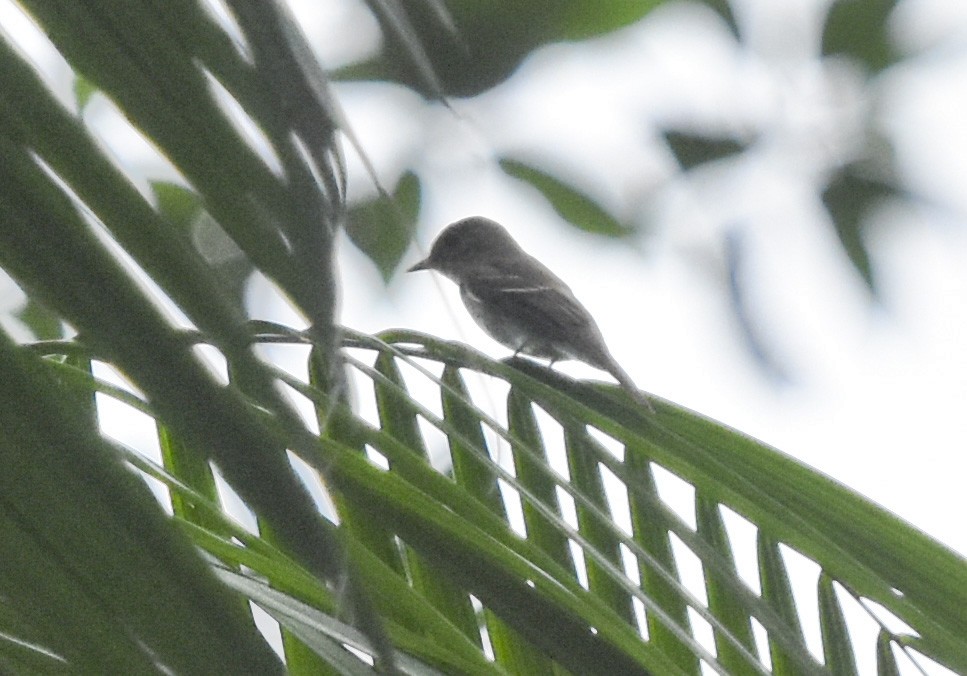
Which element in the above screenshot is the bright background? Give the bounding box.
[318,0,967,562]
[3,0,964,576]
[1,0,964,672]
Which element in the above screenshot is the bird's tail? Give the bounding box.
[605,359,655,413]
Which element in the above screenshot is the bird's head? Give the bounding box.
[407,216,520,280]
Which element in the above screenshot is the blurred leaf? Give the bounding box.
[0,330,283,674]
[14,298,65,341]
[309,347,408,579]
[0,128,348,595]
[358,0,451,101]
[820,167,894,296]
[8,0,967,671]
[664,131,748,171]
[215,566,476,675]
[152,181,204,233]
[115,423,493,673]
[821,0,900,73]
[1,1,395,663]
[500,159,632,237]
[0,33,252,345]
[72,73,97,113]
[700,0,741,39]
[157,425,224,538]
[151,181,253,307]
[552,1,666,40]
[19,0,341,327]
[347,0,667,97]
[346,172,421,282]
[723,228,789,383]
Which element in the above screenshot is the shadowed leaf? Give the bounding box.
[14,298,65,341]
[664,131,748,171]
[501,159,631,237]
[820,168,895,297]
[346,172,421,282]
[822,0,900,73]
[348,1,667,97]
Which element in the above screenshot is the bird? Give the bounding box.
[407,216,653,410]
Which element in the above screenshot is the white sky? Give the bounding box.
[1,0,964,673]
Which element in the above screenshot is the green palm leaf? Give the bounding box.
[0,1,963,673]
[30,328,967,673]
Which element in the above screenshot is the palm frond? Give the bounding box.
[29,329,967,674]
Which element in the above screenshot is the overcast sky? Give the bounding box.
[2,1,964,673]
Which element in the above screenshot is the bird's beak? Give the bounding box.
[407,257,432,272]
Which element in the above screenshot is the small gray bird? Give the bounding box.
[408,216,652,410]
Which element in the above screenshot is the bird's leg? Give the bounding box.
[513,340,533,359]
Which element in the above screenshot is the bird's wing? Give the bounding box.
[462,267,594,336]
[461,257,619,371]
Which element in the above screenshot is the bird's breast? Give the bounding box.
[459,285,565,360]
